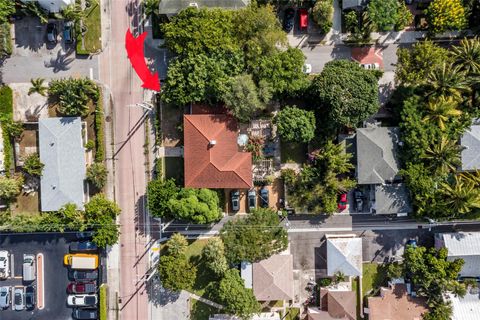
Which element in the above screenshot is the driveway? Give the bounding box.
[0,233,75,320]
[2,17,98,83]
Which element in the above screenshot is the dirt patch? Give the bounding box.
[17,127,38,166]
[161,104,184,147]
[11,191,40,215]
[10,83,49,122]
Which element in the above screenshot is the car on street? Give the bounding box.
[248,189,256,211]
[338,193,348,211]
[25,285,35,310]
[406,238,417,248]
[0,250,9,279]
[13,287,24,311]
[70,242,98,253]
[360,63,380,70]
[63,21,74,44]
[230,190,240,212]
[23,253,36,282]
[69,270,99,282]
[67,282,97,294]
[72,308,98,319]
[354,190,364,212]
[283,8,295,32]
[67,294,98,307]
[46,22,58,43]
[260,188,269,208]
[76,231,95,240]
[0,286,10,309]
[299,8,308,30]
[303,63,312,74]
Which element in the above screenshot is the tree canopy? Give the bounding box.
[147,178,179,218]
[274,106,316,143]
[220,208,288,264]
[22,153,44,177]
[367,0,399,31]
[0,0,15,24]
[0,176,22,201]
[49,78,99,116]
[84,194,121,247]
[86,162,108,189]
[168,188,222,224]
[202,237,228,277]
[312,0,334,34]
[309,59,379,129]
[426,0,468,34]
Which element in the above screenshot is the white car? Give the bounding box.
[303,63,312,74]
[360,63,380,70]
[0,251,9,280]
[67,294,98,307]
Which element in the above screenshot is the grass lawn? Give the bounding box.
[280,141,307,164]
[352,277,362,320]
[164,157,184,185]
[283,307,300,320]
[190,299,219,320]
[0,23,12,57]
[77,2,102,54]
[362,263,388,297]
[99,284,107,320]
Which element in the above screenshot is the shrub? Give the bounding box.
[86,162,108,189]
[49,78,99,116]
[94,93,105,162]
[85,139,95,150]
[274,106,316,143]
[318,278,332,287]
[23,153,44,177]
[344,10,358,33]
[99,284,107,320]
[426,0,468,33]
[0,175,22,201]
[312,0,333,34]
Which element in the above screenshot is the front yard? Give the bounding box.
[76,1,102,54]
[362,262,388,297]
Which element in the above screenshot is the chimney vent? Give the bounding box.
[209,140,217,146]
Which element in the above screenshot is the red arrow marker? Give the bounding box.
[125,29,160,92]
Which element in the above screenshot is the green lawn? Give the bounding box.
[280,141,307,164]
[0,86,13,175]
[362,263,388,296]
[99,284,107,320]
[283,307,300,320]
[76,2,102,54]
[184,239,218,297]
[190,299,219,320]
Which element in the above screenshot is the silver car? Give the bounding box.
[13,287,24,311]
[0,286,9,309]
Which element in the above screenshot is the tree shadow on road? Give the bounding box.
[146,275,181,307]
[44,50,74,72]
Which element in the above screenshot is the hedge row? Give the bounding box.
[0,86,13,176]
[94,92,105,162]
[99,284,108,320]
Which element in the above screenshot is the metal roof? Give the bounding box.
[447,291,480,320]
[356,127,401,185]
[374,183,412,215]
[436,232,480,277]
[39,117,86,211]
[461,125,480,171]
[240,261,252,289]
[326,236,362,277]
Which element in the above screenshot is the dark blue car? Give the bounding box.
[70,242,98,253]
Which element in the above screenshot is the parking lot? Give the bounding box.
[0,233,103,320]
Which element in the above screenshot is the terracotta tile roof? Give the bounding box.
[253,254,294,301]
[319,289,357,320]
[184,114,253,189]
[351,46,384,69]
[367,284,428,320]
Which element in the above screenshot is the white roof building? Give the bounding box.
[326,235,362,277]
[435,232,480,277]
[447,290,480,320]
[20,0,74,13]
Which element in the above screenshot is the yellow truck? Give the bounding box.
[63,254,98,270]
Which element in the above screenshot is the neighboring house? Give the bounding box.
[435,232,480,278]
[39,117,86,211]
[210,312,281,320]
[307,289,357,320]
[159,0,250,18]
[241,254,294,302]
[446,290,480,320]
[326,235,362,277]
[351,47,384,70]
[367,284,428,320]
[356,127,412,216]
[20,0,74,13]
[183,114,252,189]
[460,125,480,171]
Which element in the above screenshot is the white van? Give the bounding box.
[23,254,36,282]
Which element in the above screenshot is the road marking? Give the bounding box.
[89,68,93,80]
[13,276,22,279]
[10,254,13,278]
[37,253,44,310]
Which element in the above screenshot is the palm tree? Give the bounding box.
[426,62,470,101]
[422,96,462,130]
[440,175,480,215]
[61,4,84,23]
[422,137,462,174]
[28,78,47,96]
[451,37,480,75]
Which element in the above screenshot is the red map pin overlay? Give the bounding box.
[125,29,160,92]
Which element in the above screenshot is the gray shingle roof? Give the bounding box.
[159,0,250,15]
[460,125,480,171]
[342,0,366,10]
[356,127,401,185]
[326,236,362,277]
[39,117,86,211]
[374,183,412,215]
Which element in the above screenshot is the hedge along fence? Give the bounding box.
[99,284,108,320]
[94,91,105,162]
[0,86,14,176]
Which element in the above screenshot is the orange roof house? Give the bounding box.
[183,114,253,189]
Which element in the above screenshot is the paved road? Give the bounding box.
[99,0,149,319]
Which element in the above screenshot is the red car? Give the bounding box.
[67,282,97,294]
[338,193,348,211]
[299,8,308,30]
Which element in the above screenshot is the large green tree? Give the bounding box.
[274,106,316,143]
[312,0,334,34]
[451,37,480,75]
[426,0,468,34]
[310,59,379,129]
[220,208,288,264]
[84,194,121,247]
[49,78,99,116]
[426,62,470,101]
[422,96,462,131]
[367,0,399,31]
[147,178,179,218]
[168,188,222,224]
[439,175,480,216]
[86,162,108,189]
[0,0,15,24]
[201,237,228,277]
[214,269,261,319]
[159,255,197,292]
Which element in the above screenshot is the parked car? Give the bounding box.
[67,294,98,307]
[303,63,312,74]
[72,308,98,320]
[23,254,36,282]
[283,8,295,32]
[13,287,24,311]
[69,270,99,282]
[338,193,348,211]
[25,286,35,310]
[406,238,417,248]
[67,282,97,294]
[46,22,58,43]
[63,21,74,44]
[76,231,95,240]
[360,63,380,70]
[70,242,98,253]
[230,190,240,212]
[248,189,256,211]
[0,286,10,309]
[260,188,269,208]
[354,190,364,212]
[299,8,308,30]
[0,251,9,279]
